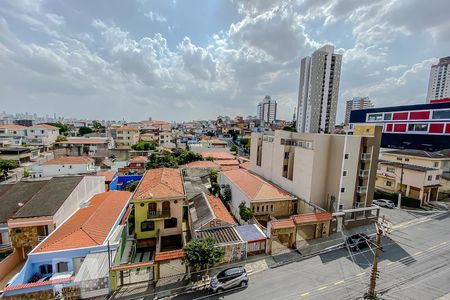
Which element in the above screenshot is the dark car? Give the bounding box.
[346,233,371,251]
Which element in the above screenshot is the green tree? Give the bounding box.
[50,122,69,136]
[79,126,93,136]
[92,120,105,130]
[175,149,202,165]
[124,180,139,192]
[145,151,178,169]
[0,160,19,177]
[239,203,253,222]
[56,135,67,142]
[209,169,221,196]
[182,237,225,272]
[23,169,30,178]
[132,141,156,151]
[221,184,232,203]
[230,145,238,152]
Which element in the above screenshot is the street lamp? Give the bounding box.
[397,162,404,209]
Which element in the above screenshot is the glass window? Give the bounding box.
[434,162,439,167]
[344,154,349,159]
[367,113,383,122]
[39,264,53,274]
[436,175,441,180]
[57,262,69,273]
[341,187,345,193]
[164,218,177,228]
[408,124,428,132]
[427,175,432,181]
[343,170,347,176]
[141,221,155,232]
[432,109,450,119]
[383,113,392,120]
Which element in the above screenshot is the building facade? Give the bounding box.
[257,96,277,125]
[30,156,97,178]
[297,45,342,133]
[344,97,373,124]
[26,124,59,151]
[349,100,450,151]
[427,56,450,103]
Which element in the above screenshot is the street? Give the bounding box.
[174,209,450,300]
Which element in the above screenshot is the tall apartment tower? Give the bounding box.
[426,56,450,103]
[344,97,373,124]
[257,95,277,125]
[297,45,342,133]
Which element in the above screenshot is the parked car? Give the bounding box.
[346,233,371,251]
[210,266,248,293]
[373,199,395,208]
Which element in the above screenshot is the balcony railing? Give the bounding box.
[0,243,12,252]
[148,210,170,219]
[359,170,369,177]
[361,153,371,160]
[356,186,367,194]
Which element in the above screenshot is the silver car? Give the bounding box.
[210,267,248,293]
[373,199,395,208]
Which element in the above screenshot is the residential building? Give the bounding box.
[54,137,112,157]
[3,191,131,299]
[344,97,373,124]
[96,171,118,191]
[297,45,342,133]
[257,96,277,125]
[250,126,382,228]
[30,156,97,178]
[0,125,27,147]
[0,147,31,164]
[26,124,59,151]
[158,131,173,147]
[139,120,172,132]
[427,56,450,103]
[118,156,148,175]
[349,100,450,151]
[110,125,140,149]
[235,224,267,255]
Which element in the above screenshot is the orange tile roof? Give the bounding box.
[29,124,59,129]
[271,219,295,230]
[34,191,131,253]
[201,152,235,160]
[186,161,220,169]
[44,156,94,165]
[213,159,240,166]
[119,125,139,131]
[222,169,293,201]
[97,171,117,182]
[155,249,184,262]
[130,156,148,163]
[206,194,236,225]
[4,276,75,292]
[0,124,27,130]
[56,138,108,145]
[292,212,332,225]
[239,161,251,170]
[133,168,184,200]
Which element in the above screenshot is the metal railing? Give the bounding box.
[359,170,369,177]
[147,210,170,219]
[361,153,371,160]
[356,186,367,194]
[0,243,12,252]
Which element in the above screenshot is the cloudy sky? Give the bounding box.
[1,0,449,122]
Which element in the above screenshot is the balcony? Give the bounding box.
[356,186,367,194]
[361,153,371,160]
[0,243,12,252]
[359,170,369,177]
[148,210,170,220]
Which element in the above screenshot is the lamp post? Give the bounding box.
[397,163,404,209]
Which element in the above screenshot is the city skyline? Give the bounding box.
[0,1,449,122]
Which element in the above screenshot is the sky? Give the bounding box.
[1,0,449,122]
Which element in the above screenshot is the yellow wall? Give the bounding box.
[134,200,161,239]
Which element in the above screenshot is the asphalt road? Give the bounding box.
[175,210,450,300]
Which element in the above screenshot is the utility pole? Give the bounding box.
[397,162,404,209]
[366,228,383,299]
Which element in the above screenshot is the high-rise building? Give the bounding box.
[297,45,342,133]
[344,97,373,124]
[257,95,277,125]
[427,56,450,103]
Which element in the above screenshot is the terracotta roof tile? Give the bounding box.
[155,249,184,262]
[96,171,118,182]
[44,156,94,165]
[4,276,75,292]
[29,124,59,129]
[130,156,148,163]
[0,124,27,130]
[213,160,240,166]
[206,194,236,225]
[292,212,332,225]
[133,168,184,200]
[56,138,108,145]
[34,191,131,253]
[185,161,220,169]
[119,125,139,131]
[201,152,236,160]
[222,169,293,201]
[271,219,295,230]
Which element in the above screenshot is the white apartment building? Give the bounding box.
[257,96,277,125]
[30,156,97,178]
[0,124,27,147]
[26,124,59,151]
[297,45,342,133]
[250,125,382,228]
[427,56,450,102]
[344,97,374,124]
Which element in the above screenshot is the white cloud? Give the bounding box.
[143,11,167,23]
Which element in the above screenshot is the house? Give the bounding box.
[118,156,148,175]
[158,131,173,147]
[25,124,59,151]
[0,147,31,164]
[140,132,158,142]
[213,159,240,171]
[54,137,112,157]
[219,169,297,225]
[200,151,236,161]
[30,156,97,178]
[96,171,119,191]
[109,125,140,149]
[0,125,27,147]
[3,191,131,299]
[185,160,220,170]
[250,126,382,228]
[235,224,267,255]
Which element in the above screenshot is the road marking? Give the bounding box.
[334,280,345,285]
[440,241,447,246]
[300,292,310,297]
[356,272,365,277]
[428,246,437,250]
[414,251,423,255]
[317,286,328,291]
[387,261,396,266]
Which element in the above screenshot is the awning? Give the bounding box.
[74,251,113,282]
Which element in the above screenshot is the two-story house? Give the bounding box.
[26,124,59,151]
[0,125,27,147]
[30,156,97,178]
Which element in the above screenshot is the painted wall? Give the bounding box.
[115,175,142,191]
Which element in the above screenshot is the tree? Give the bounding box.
[0,160,19,177]
[132,141,156,151]
[79,126,93,136]
[221,184,232,203]
[50,122,69,136]
[209,169,221,196]
[230,145,238,152]
[92,120,105,131]
[23,169,30,178]
[175,150,202,165]
[146,151,178,169]
[239,203,253,222]
[56,135,67,142]
[182,237,225,272]
[124,180,139,192]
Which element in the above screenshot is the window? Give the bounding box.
[436,175,441,180]
[367,113,383,122]
[396,157,402,161]
[405,158,410,162]
[343,170,348,176]
[383,113,392,120]
[283,165,288,172]
[387,167,395,173]
[432,109,450,119]
[408,123,428,132]
[256,206,259,212]
[270,205,273,212]
[427,175,432,181]
[344,154,349,159]
[164,218,177,229]
[284,152,289,159]
[434,162,439,168]
[141,221,155,232]
[57,262,69,273]
[340,187,345,193]
[385,181,393,187]
[39,264,53,274]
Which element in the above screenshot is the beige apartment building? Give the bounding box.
[111,125,140,149]
[250,125,382,228]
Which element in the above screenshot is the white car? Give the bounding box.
[373,199,395,208]
[210,267,248,293]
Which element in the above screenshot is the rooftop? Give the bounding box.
[221,169,294,202]
[385,149,448,159]
[56,138,108,145]
[239,161,251,170]
[292,212,332,225]
[0,124,27,130]
[28,124,59,129]
[119,125,139,131]
[271,219,295,230]
[34,190,131,253]
[155,249,184,262]
[133,168,185,200]
[201,152,236,160]
[196,226,242,244]
[43,156,94,165]
[96,171,118,182]
[235,224,266,242]
[130,156,148,163]
[213,160,240,166]
[379,160,435,172]
[185,160,220,169]
[206,194,236,226]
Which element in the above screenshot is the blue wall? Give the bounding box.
[113,175,143,191]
